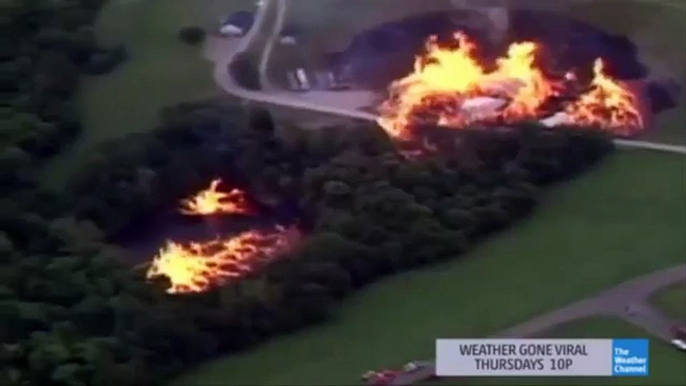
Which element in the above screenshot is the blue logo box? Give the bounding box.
[611,339,649,376]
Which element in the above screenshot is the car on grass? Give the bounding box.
[670,339,686,352]
[362,361,437,385]
[361,369,401,385]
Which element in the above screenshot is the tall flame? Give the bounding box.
[377,32,644,139]
[564,59,643,132]
[146,228,296,294]
[180,179,252,216]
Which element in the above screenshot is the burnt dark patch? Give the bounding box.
[117,200,301,265]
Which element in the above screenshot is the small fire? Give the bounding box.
[146,227,296,294]
[377,32,644,140]
[180,179,252,216]
[563,59,644,130]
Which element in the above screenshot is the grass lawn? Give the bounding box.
[282,0,454,52]
[42,0,254,189]
[650,283,686,323]
[427,317,686,386]
[172,149,685,385]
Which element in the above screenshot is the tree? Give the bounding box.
[442,208,477,235]
[34,52,79,97]
[247,108,275,135]
[83,46,127,75]
[0,147,31,184]
[0,232,14,260]
[229,52,261,90]
[323,180,352,201]
[178,26,205,45]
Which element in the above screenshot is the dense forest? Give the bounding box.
[2,0,125,175]
[1,1,616,386]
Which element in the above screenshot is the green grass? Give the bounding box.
[42,0,253,189]
[427,317,686,386]
[283,0,454,51]
[651,283,686,323]
[172,150,686,385]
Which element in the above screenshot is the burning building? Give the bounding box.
[376,31,645,141]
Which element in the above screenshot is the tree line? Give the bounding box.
[1,0,125,187]
[3,98,614,385]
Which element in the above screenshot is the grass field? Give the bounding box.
[427,317,686,386]
[650,283,686,322]
[173,149,686,385]
[282,0,454,52]
[42,0,254,189]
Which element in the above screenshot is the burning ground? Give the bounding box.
[179,179,254,216]
[376,32,645,142]
[146,179,299,294]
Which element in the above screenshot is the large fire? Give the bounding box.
[180,179,252,216]
[146,227,297,294]
[377,32,644,140]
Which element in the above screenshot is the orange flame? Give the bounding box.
[564,59,643,132]
[146,227,296,294]
[180,179,252,216]
[377,32,644,139]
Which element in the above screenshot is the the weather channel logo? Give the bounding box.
[612,339,649,376]
[436,338,650,377]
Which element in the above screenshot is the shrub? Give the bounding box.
[83,45,127,75]
[178,26,206,45]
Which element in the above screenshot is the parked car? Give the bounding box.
[403,360,433,373]
[670,339,686,352]
[403,361,419,372]
[362,361,435,384]
[361,369,401,385]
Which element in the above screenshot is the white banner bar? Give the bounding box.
[436,339,649,377]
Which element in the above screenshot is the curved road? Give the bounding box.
[391,264,686,385]
[257,0,286,91]
[213,0,686,155]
